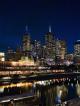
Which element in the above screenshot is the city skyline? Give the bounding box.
[0,0,80,52]
[0,25,79,53]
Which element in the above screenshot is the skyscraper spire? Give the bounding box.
[25,25,28,33]
[49,25,51,33]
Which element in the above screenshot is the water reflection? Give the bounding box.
[76,81,80,97]
[35,80,80,106]
[0,80,80,106]
[0,82,33,97]
[37,84,68,106]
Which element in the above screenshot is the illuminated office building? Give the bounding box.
[6,47,14,61]
[74,40,80,56]
[45,26,56,64]
[31,40,42,63]
[34,40,41,52]
[0,52,5,61]
[22,33,31,52]
[65,53,73,63]
[59,40,66,60]
[6,47,22,61]
[74,40,80,64]
[56,39,66,64]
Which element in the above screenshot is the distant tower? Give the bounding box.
[22,26,31,52]
[45,26,54,48]
[56,39,66,64]
[74,40,80,64]
[25,25,28,33]
[45,26,56,64]
[49,25,51,33]
[74,40,80,56]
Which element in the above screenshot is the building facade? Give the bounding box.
[56,39,67,64]
[45,27,56,65]
[74,40,80,64]
[22,33,31,52]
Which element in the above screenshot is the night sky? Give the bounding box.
[0,0,80,53]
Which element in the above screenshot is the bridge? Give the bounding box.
[19,72,80,81]
[0,72,80,83]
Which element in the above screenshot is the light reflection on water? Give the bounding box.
[35,80,80,106]
[0,82,33,93]
[0,82,33,99]
[0,79,80,105]
[36,84,68,106]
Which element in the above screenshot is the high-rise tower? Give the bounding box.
[45,26,56,64]
[74,40,80,64]
[22,26,31,52]
[23,34,31,51]
[56,39,66,64]
[74,40,80,56]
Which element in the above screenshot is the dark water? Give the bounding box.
[0,79,80,106]
[36,83,78,106]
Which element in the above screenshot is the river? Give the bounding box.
[0,77,80,106]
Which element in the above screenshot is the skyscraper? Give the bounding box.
[45,26,56,64]
[22,34,31,52]
[74,40,80,56]
[74,40,80,64]
[56,39,66,64]
[22,26,31,52]
[32,40,41,59]
[59,40,66,60]
[6,47,22,61]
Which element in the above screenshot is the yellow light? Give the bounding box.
[0,82,33,89]
[11,61,18,66]
[0,52,5,56]
[1,58,5,61]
